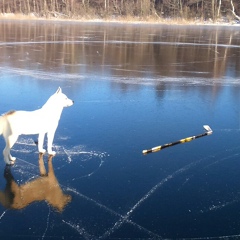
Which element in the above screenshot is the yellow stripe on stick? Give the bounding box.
[152,146,161,152]
[180,137,194,143]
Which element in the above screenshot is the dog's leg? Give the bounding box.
[3,146,11,165]
[3,135,11,165]
[47,130,56,156]
[8,134,18,163]
[38,133,46,154]
[3,134,18,165]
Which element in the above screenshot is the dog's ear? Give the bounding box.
[56,87,62,94]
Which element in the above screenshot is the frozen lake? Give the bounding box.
[0,20,240,239]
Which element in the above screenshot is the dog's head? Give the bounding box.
[55,87,74,108]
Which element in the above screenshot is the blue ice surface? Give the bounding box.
[0,71,240,239]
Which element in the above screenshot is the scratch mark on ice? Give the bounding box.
[0,210,7,220]
[41,206,51,240]
[62,220,94,240]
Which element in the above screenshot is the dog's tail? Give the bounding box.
[0,116,5,136]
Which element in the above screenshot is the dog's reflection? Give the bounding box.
[0,153,71,212]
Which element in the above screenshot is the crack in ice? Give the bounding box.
[41,206,51,240]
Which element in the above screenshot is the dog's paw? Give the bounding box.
[4,157,15,166]
[10,156,16,162]
[6,160,15,166]
[39,149,46,154]
[48,150,56,156]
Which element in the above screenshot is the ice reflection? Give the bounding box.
[0,20,240,81]
[0,153,71,212]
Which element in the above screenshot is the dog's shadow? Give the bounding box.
[0,153,71,212]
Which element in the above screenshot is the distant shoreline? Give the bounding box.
[0,13,239,27]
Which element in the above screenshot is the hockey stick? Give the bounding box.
[142,125,213,155]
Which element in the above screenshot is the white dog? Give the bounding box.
[0,87,74,165]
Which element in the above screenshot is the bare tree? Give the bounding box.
[211,0,222,21]
[230,0,240,20]
[217,0,221,18]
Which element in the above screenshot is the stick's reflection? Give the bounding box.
[0,153,71,212]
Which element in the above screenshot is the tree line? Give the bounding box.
[0,0,239,22]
